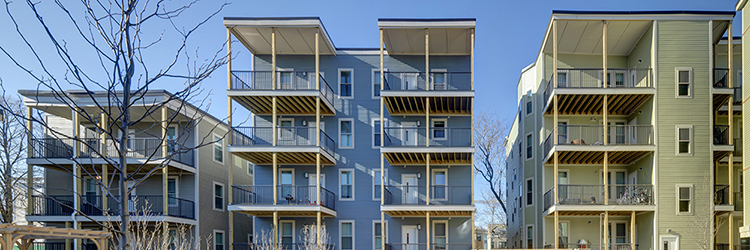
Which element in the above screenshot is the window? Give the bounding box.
[340,169,354,201]
[248,234,253,244]
[340,221,354,250]
[167,125,177,152]
[278,71,293,89]
[168,230,178,250]
[168,177,178,206]
[279,169,294,201]
[432,119,447,140]
[213,230,224,250]
[432,71,447,90]
[557,71,568,87]
[213,134,223,164]
[373,170,388,200]
[676,126,692,155]
[339,69,353,98]
[247,162,254,176]
[525,91,532,115]
[526,134,533,159]
[278,118,294,140]
[373,119,382,148]
[526,225,533,249]
[280,221,294,244]
[372,69,383,98]
[676,68,693,97]
[373,221,387,250]
[434,221,448,250]
[559,222,569,246]
[677,184,693,214]
[213,182,224,211]
[339,119,353,148]
[525,178,533,206]
[432,170,447,200]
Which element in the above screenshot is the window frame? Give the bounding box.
[213,133,224,165]
[213,230,225,250]
[525,91,533,116]
[432,220,449,247]
[676,184,693,215]
[339,220,355,250]
[212,181,225,212]
[339,68,354,99]
[339,118,354,149]
[339,168,355,201]
[431,119,448,141]
[372,118,387,149]
[525,178,533,207]
[525,133,533,159]
[372,68,387,99]
[372,220,388,250]
[525,224,534,249]
[167,176,179,207]
[675,67,693,98]
[373,169,388,201]
[279,220,296,244]
[247,162,254,177]
[277,118,295,141]
[431,169,448,201]
[279,168,295,186]
[675,125,693,156]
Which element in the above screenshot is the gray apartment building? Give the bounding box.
[224,17,477,250]
[21,90,254,250]
[505,10,743,250]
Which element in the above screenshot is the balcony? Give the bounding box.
[715,185,731,205]
[542,184,654,216]
[381,127,473,165]
[381,185,473,217]
[380,72,473,116]
[543,125,654,165]
[228,71,335,115]
[229,185,336,217]
[29,138,194,167]
[230,127,335,165]
[544,243,636,250]
[29,195,195,220]
[233,243,335,250]
[544,68,654,116]
[385,243,472,250]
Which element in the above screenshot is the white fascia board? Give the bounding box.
[378,21,476,29]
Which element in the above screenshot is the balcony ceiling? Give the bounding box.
[543,20,651,56]
[225,17,336,55]
[379,19,476,55]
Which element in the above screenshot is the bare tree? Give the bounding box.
[0,1,229,249]
[686,172,726,250]
[475,189,507,233]
[474,111,510,214]
[0,94,27,223]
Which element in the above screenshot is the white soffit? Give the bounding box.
[543,20,652,56]
[224,18,336,55]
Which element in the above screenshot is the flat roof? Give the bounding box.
[552,10,736,16]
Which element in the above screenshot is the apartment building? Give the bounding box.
[223,17,476,250]
[505,10,742,250]
[20,90,253,250]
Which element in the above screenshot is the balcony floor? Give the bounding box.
[544,204,655,216]
[229,148,335,165]
[544,93,652,116]
[26,158,195,174]
[382,151,473,165]
[228,204,336,217]
[230,94,334,116]
[26,215,197,225]
[383,96,472,115]
[381,204,474,217]
[544,150,652,165]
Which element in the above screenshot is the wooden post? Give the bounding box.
[603,95,608,145]
[554,211,559,249]
[553,20,558,88]
[426,212,431,250]
[554,152,559,204]
[273,211,278,250]
[426,154,431,205]
[272,27,276,90]
[425,28,429,90]
[730,213,735,250]
[604,212,609,250]
[317,211,322,250]
[426,97,430,147]
[162,107,168,215]
[273,153,278,205]
[316,154,321,249]
[72,109,81,250]
[380,28,386,250]
[631,211,636,250]
[227,26,235,250]
[471,28,474,91]
[603,20,608,89]
[26,106,33,217]
[728,22,735,207]
[471,213,476,250]
[553,96,558,145]
[604,152,609,205]
[731,153,735,205]
[65,222,72,250]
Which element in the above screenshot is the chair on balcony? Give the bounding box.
[571,139,586,145]
[715,74,727,88]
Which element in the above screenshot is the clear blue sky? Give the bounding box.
[0,0,742,206]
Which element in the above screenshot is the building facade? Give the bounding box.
[224,17,476,250]
[505,10,742,250]
[20,90,253,250]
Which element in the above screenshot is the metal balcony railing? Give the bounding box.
[230,71,334,105]
[383,127,471,147]
[543,125,654,156]
[714,68,730,88]
[544,68,653,104]
[544,184,653,207]
[29,138,194,166]
[30,195,195,219]
[382,185,471,205]
[31,242,67,250]
[382,72,471,91]
[233,243,336,250]
[715,185,730,205]
[231,185,336,210]
[714,125,730,145]
[735,245,750,250]
[545,243,637,250]
[385,243,472,250]
[231,127,335,156]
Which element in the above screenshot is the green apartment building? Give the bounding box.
[506,10,743,250]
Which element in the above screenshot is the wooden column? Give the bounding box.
[604,152,609,205]
[603,20,608,89]
[425,28,430,90]
[554,211,559,249]
[471,213,476,250]
[273,211,278,250]
[603,95,608,145]
[426,97,430,147]
[470,28,474,91]
[426,154,431,205]
[553,19,559,143]
[72,109,81,250]
[426,212,431,250]
[730,213,735,250]
[65,221,72,250]
[272,27,277,90]
[100,112,108,214]
[162,107,168,215]
[630,211,636,250]
[273,153,278,205]
[26,106,33,217]
[227,26,234,250]
[554,151,559,204]
[316,154,321,250]
[379,28,386,250]
[315,27,322,248]
[728,22,735,207]
[604,212,609,250]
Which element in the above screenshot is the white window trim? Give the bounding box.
[247,234,253,244]
[372,68,387,99]
[525,177,533,207]
[556,119,570,144]
[525,92,533,117]
[676,184,693,215]
[82,177,101,196]
[247,162,254,177]
[213,230,225,250]
[372,118,387,149]
[373,169,389,201]
[279,168,295,185]
[372,220,388,250]
[339,168,355,201]
[430,69,447,90]
[213,133,224,165]
[738,70,743,87]
[339,220,355,250]
[339,68,354,99]
[431,118,448,141]
[279,220,296,244]
[675,67,693,98]
[212,181,225,212]
[167,124,178,141]
[339,118,354,149]
[525,132,534,159]
[168,176,179,207]
[432,220,449,245]
[431,169,448,201]
[659,235,680,250]
[558,220,570,244]
[675,125,693,156]
[525,224,534,249]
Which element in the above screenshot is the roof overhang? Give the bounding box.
[737,0,748,11]
[378,18,476,55]
[224,17,336,55]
